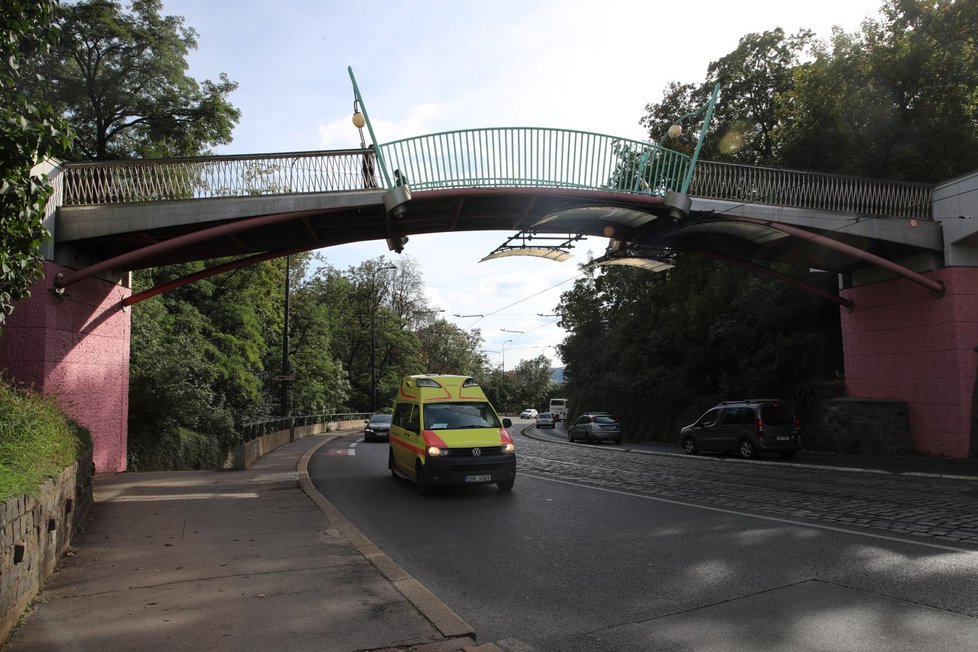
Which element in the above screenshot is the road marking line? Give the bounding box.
[520,472,978,555]
[326,449,356,456]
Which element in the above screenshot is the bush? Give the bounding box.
[0,381,89,501]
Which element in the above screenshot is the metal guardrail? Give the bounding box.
[61,149,379,205]
[691,160,933,219]
[240,413,372,443]
[378,127,691,196]
[58,144,934,219]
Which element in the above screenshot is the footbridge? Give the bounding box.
[5,75,978,473]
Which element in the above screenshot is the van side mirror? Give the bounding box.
[405,420,420,434]
[502,418,512,428]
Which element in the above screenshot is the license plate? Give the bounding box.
[776,436,791,441]
[465,474,492,483]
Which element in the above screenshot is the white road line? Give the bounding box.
[520,472,978,555]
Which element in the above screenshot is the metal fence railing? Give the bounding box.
[61,149,379,205]
[378,127,692,197]
[57,145,934,220]
[691,160,933,219]
[240,413,372,443]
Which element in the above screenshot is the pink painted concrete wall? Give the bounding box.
[841,267,978,458]
[0,261,131,472]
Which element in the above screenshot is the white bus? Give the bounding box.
[549,398,567,422]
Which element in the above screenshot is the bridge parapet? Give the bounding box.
[692,160,933,220]
[61,149,375,205]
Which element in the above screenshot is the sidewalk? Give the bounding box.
[3,433,494,652]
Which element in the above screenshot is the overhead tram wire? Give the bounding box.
[468,273,585,328]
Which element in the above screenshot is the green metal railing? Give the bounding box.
[377,127,692,197]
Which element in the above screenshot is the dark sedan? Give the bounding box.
[363,413,392,442]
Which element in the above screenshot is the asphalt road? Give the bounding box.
[308,422,978,650]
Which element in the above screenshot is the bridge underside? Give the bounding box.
[55,187,941,293]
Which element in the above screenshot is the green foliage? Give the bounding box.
[774,0,978,181]
[24,0,239,159]
[558,255,843,442]
[0,0,75,330]
[0,381,88,501]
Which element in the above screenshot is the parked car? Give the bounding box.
[363,413,392,442]
[567,412,622,444]
[680,399,801,459]
[520,408,539,419]
[535,412,556,428]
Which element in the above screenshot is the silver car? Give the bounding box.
[567,412,622,444]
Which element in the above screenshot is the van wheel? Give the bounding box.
[497,478,514,491]
[739,439,756,459]
[682,436,698,455]
[414,461,431,495]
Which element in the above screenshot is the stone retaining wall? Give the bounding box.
[1,448,94,642]
[810,397,915,455]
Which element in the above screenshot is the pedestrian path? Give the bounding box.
[3,433,498,652]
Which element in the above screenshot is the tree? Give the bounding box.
[774,0,978,181]
[0,0,74,330]
[26,0,239,159]
[509,355,555,412]
[416,320,485,376]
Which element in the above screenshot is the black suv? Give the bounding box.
[680,400,801,459]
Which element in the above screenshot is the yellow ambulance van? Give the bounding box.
[388,374,516,493]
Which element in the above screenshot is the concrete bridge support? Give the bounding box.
[841,267,978,459]
[0,261,131,472]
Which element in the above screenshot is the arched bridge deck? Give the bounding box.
[49,127,941,301]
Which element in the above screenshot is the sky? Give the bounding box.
[159,0,885,369]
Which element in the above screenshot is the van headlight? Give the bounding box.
[427,446,448,457]
[503,442,516,454]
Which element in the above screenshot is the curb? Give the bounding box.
[295,435,477,642]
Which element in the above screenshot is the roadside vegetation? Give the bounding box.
[0,381,91,502]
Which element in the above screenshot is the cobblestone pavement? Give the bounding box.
[516,434,978,549]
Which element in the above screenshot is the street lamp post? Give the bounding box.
[280,255,292,418]
[501,340,514,372]
[371,264,397,412]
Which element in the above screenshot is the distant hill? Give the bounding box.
[551,367,565,383]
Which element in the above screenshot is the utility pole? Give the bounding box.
[280,255,292,417]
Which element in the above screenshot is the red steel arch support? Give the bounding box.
[121,245,316,307]
[53,209,324,291]
[693,250,854,310]
[730,216,946,297]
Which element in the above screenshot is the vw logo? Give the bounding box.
[472,447,481,457]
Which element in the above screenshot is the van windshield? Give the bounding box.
[423,402,501,430]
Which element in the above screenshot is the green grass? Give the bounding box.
[0,381,90,502]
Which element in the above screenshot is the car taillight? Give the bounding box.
[756,418,764,438]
